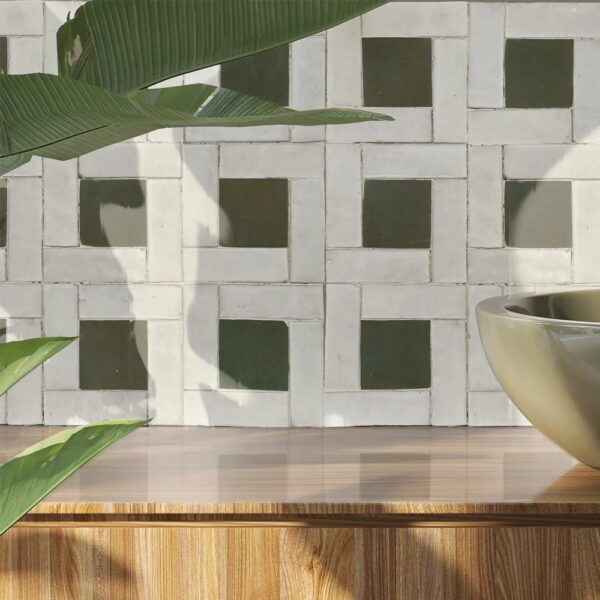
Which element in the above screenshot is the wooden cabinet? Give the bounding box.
[0,427,599,598]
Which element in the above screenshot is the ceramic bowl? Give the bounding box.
[477,289,600,469]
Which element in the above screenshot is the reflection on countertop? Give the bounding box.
[1,426,599,506]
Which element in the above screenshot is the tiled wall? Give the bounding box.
[1,2,599,426]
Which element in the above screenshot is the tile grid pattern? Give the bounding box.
[1,2,599,427]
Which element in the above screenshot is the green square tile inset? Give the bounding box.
[219,320,289,391]
[0,319,6,344]
[80,179,147,247]
[361,320,431,390]
[505,181,572,248]
[221,45,289,106]
[0,38,7,75]
[363,180,431,249]
[219,179,288,248]
[80,321,148,390]
[505,39,573,108]
[362,38,432,107]
[0,181,6,248]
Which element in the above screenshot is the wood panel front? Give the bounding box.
[1,525,599,600]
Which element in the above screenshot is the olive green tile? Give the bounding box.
[219,179,288,248]
[361,320,431,390]
[505,39,573,108]
[362,37,432,107]
[220,45,289,106]
[0,38,7,75]
[80,179,146,247]
[219,320,289,391]
[0,181,6,248]
[0,319,6,344]
[505,181,572,248]
[79,320,148,390]
[363,180,431,249]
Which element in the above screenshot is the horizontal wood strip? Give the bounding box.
[16,513,600,529]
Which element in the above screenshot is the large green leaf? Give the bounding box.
[58,0,390,94]
[0,337,75,396]
[0,419,147,535]
[0,74,391,163]
[0,153,32,177]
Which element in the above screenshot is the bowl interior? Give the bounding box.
[505,290,600,324]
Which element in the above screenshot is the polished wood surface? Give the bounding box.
[1,426,599,521]
[1,426,599,599]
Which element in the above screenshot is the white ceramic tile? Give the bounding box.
[362,2,468,37]
[8,37,43,73]
[79,285,181,319]
[325,284,361,391]
[363,144,467,179]
[324,391,430,426]
[290,179,325,282]
[327,108,431,143]
[290,321,324,427]
[148,320,183,425]
[184,248,288,283]
[0,2,44,35]
[574,40,600,143]
[220,143,324,179]
[183,285,219,391]
[325,144,362,248]
[326,19,363,106]
[7,178,42,281]
[147,179,182,281]
[362,285,466,319]
[573,182,600,282]
[469,110,572,144]
[181,144,219,247]
[505,145,600,179]
[432,180,467,283]
[43,159,79,247]
[184,390,289,426]
[0,284,42,318]
[468,248,572,285]
[43,284,78,390]
[44,248,147,283]
[468,146,504,248]
[44,391,148,425]
[434,39,468,142]
[468,3,505,108]
[79,144,182,178]
[327,249,429,283]
[6,318,42,424]
[507,3,600,38]
[220,285,323,320]
[431,320,467,425]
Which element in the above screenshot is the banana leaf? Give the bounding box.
[0,419,148,535]
[0,337,75,396]
[57,0,390,94]
[0,74,391,168]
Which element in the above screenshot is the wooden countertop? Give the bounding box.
[2,426,600,526]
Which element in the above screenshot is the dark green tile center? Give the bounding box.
[361,320,431,390]
[0,38,7,76]
[505,39,573,108]
[80,179,147,247]
[363,180,431,249]
[219,179,288,248]
[362,37,432,107]
[221,45,289,106]
[504,181,572,248]
[219,320,289,391]
[80,320,148,390]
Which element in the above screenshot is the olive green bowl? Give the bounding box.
[477,290,600,469]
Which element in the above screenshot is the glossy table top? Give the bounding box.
[2,426,600,518]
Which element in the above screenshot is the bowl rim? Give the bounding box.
[477,288,600,329]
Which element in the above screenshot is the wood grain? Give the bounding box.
[0,526,599,599]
